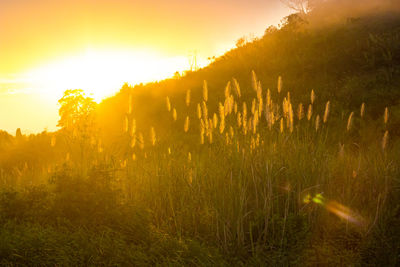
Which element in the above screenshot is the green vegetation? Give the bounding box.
[1,3,400,266]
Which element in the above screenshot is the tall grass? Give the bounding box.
[0,74,399,265]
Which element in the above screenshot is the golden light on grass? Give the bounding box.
[360,102,365,118]
[297,103,304,120]
[323,101,330,123]
[150,127,156,146]
[347,112,354,131]
[233,78,241,98]
[172,108,177,121]
[307,104,312,121]
[384,107,389,124]
[315,114,320,131]
[166,96,171,112]
[203,80,208,102]
[184,116,190,132]
[382,130,389,151]
[277,76,282,93]
[186,90,191,107]
[311,90,316,104]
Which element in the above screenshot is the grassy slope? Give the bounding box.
[0,8,400,266]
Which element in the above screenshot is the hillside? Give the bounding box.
[0,3,399,265]
[97,9,400,142]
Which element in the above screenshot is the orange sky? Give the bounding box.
[0,0,291,133]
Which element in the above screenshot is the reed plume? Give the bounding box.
[307,104,312,121]
[311,90,316,104]
[382,130,389,151]
[166,96,171,112]
[203,80,208,102]
[315,115,320,131]
[384,107,389,124]
[197,103,202,119]
[360,103,365,118]
[172,108,177,121]
[150,127,156,146]
[277,76,282,93]
[233,78,241,98]
[347,112,354,131]
[186,90,191,107]
[297,103,304,120]
[184,116,190,132]
[323,101,330,123]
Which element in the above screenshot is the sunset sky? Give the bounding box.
[0,0,291,134]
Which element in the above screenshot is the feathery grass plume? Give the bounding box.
[208,130,213,144]
[168,147,171,155]
[288,103,294,132]
[166,96,171,112]
[323,101,330,123]
[132,153,136,161]
[200,130,205,144]
[257,81,262,101]
[124,115,129,133]
[382,130,389,151]
[130,136,136,148]
[384,107,389,124]
[311,90,316,104]
[202,101,208,120]
[219,119,225,134]
[280,118,284,133]
[150,127,156,146]
[188,168,193,184]
[51,135,56,147]
[360,102,365,118]
[219,102,225,121]
[184,116,190,132]
[225,132,230,145]
[229,95,235,114]
[297,103,304,120]
[237,112,242,128]
[266,89,271,107]
[233,78,241,98]
[307,104,312,121]
[287,91,291,104]
[213,113,218,129]
[128,93,133,114]
[203,80,208,102]
[130,119,136,136]
[188,152,191,163]
[186,89,191,107]
[197,103,202,119]
[347,112,354,131]
[258,96,263,118]
[251,70,258,91]
[277,76,282,93]
[315,115,320,132]
[229,126,234,139]
[243,102,247,118]
[234,102,238,114]
[172,108,177,121]
[209,118,213,131]
[251,98,256,114]
[283,97,289,117]
[225,81,231,99]
[138,133,144,149]
[253,115,258,134]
